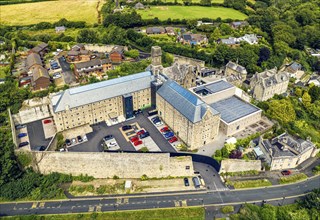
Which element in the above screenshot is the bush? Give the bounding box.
[279,173,308,184]
[221,205,234,214]
[73,174,94,182]
[113,175,119,180]
[16,152,32,168]
[312,165,320,175]
[141,174,148,181]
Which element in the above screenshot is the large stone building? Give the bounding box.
[156,80,220,150]
[256,133,319,170]
[224,61,247,86]
[51,71,155,131]
[250,68,289,101]
[191,80,262,136]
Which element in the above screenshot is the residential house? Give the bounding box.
[109,46,125,63]
[74,59,111,76]
[250,68,289,101]
[230,21,248,29]
[165,27,175,36]
[257,133,319,171]
[239,34,258,45]
[197,21,214,26]
[146,27,166,35]
[285,62,304,80]
[219,34,258,46]
[26,53,42,72]
[134,2,145,9]
[219,37,239,47]
[55,26,66,33]
[31,42,49,57]
[31,66,50,90]
[181,33,208,46]
[67,49,90,62]
[71,43,85,51]
[224,61,247,86]
[308,74,320,87]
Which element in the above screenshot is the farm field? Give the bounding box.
[138,6,248,20]
[0,0,103,26]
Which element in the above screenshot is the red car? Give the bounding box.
[134,140,143,146]
[130,136,139,143]
[169,136,178,143]
[136,130,145,135]
[160,126,169,133]
[43,119,52,124]
[281,170,292,176]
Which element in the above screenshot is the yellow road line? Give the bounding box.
[31,202,38,209]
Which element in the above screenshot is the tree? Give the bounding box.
[124,49,139,59]
[225,143,236,154]
[308,86,320,102]
[302,92,311,108]
[219,23,233,35]
[266,99,296,124]
[200,0,211,6]
[183,0,192,6]
[258,47,271,65]
[209,28,221,43]
[295,88,303,97]
[77,29,99,43]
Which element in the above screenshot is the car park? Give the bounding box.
[281,170,292,175]
[169,136,178,143]
[19,141,29,148]
[15,124,26,129]
[184,177,189,186]
[160,126,169,133]
[18,133,27,138]
[77,136,83,142]
[35,146,46,151]
[130,136,139,143]
[139,132,150,139]
[43,119,52,124]
[134,140,143,146]
[65,139,71,146]
[122,125,132,131]
[104,135,113,141]
[136,130,145,135]
[164,131,174,139]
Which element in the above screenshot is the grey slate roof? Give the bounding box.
[226,61,247,74]
[74,59,102,69]
[210,96,261,123]
[157,80,219,123]
[52,71,155,112]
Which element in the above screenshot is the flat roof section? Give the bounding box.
[210,96,261,124]
[203,80,234,94]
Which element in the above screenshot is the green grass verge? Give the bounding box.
[279,173,308,184]
[312,165,320,175]
[1,207,205,220]
[138,6,247,21]
[227,179,272,189]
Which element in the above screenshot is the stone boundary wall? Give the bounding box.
[219,159,261,173]
[173,54,205,67]
[32,152,194,178]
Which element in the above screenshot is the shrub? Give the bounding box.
[73,174,94,182]
[227,179,272,189]
[16,152,32,168]
[312,165,320,175]
[113,175,119,180]
[279,173,308,184]
[221,205,234,214]
[141,174,148,181]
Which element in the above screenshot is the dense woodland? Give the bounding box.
[0,0,319,204]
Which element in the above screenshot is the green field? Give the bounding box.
[164,0,224,3]
[0,0,103,26]
[138,6,247,20]
[1,207,205,220]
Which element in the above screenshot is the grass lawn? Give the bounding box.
[1,207,205,220]
[279,173,308,184]
[0,0,101,26]
[138,6,247,20]
[227,179,272,189]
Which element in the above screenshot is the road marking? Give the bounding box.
[174,200,181,207]
[88,205,95,212]
[116,198,122,204]
[31,202,38,209]
[181,200,187,207]
[96,205,102,212]
[77,205,81,207]
[39,202,45,208]
[123,198,129,204]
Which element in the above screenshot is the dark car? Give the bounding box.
[184,177,189,187]
[18,133,27,138]
[19,141,29,148]
[192,177,201,188]
[139,132,150,139]
[122,125,132,131]
[65,139,71,146]
[35,146,46,151]
[151,116,160,122]
[15,124,26,129]
[77,136,83,142]
[281,170,292,176]
[104,135,113,141]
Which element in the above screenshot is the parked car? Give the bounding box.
[35,146,46,151]
[15,124,26,129]
[43,119,52,124]
[160,126,169,133]
[151,116,160,122]
[107,141,117,147]
[169,136,178,143]
[19,141,29,148]
[130,136,139,143]
[184,177,189,186]
[134,140,143,146]
[77,135,83,142]
[18,133,27,138]
[104,135,113,141]
[65,139,71,146]
[281,170,292,176]
[164,131,174,139]
[154,120,163,126]
[133,109,142,115]
[192,177,201,188]
[71,138,76,144]
[122,125,132,131]
[136,130,145,135]
[139,132,150,139]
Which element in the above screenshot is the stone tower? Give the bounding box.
[150,46,163,75]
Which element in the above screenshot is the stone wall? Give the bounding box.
[173,54,205,67]
[32,152,194,178]
[219,159,261,173]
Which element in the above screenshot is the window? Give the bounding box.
[236,125,240,130]
[186,166,190,170]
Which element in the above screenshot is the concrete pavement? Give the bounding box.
[0,175,319,217]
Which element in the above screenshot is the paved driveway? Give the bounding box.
[68,113,176,153]
[58,57,77,84]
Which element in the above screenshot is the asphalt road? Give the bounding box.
[69,113,176,153]
[1,176,319,217]
[58,57,76,84]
